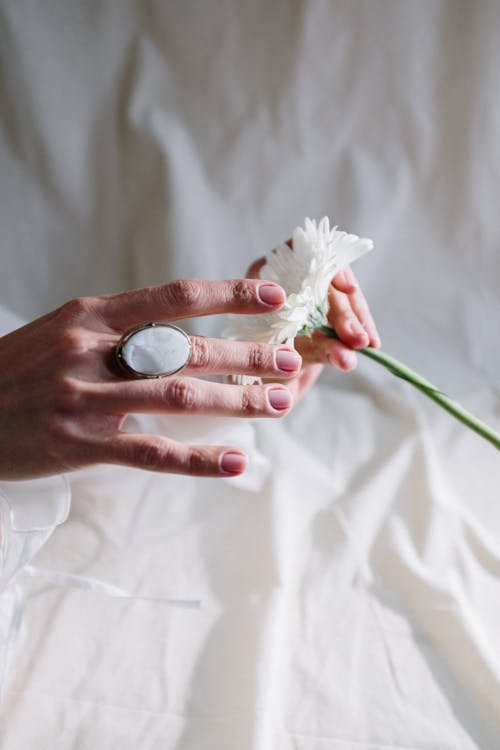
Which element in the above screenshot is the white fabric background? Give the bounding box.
[0,1,499,748]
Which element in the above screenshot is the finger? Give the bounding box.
[90,377,294,417]
[97,278,287,329]
[184,337,302,378]
[332,266,358,294]
[295,333,358,371]
[343,283,381,348]
[322,338,358,371]
[327,284,370,349]
[100,433,249,476]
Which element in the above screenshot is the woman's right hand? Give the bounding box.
[0,278,302,481]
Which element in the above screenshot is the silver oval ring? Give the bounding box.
[115,322,192,379]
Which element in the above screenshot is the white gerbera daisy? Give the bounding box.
[223,218,500,451]
[226,217,373,346]
[226,216,500,450]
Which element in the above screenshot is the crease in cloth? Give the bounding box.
[22,565,201,609]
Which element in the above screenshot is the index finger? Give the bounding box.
[332,266,358,294]
[328,272,381,349]
[96,278,286,329]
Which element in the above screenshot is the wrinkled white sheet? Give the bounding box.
[1,2,500,748]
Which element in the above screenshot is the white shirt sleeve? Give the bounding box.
[0,477,71,590]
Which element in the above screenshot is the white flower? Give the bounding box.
[228,218,500,450]
[226,217,373,347]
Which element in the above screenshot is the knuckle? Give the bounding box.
[190,337,211,370]
[187,447,210,475]
[231,279,254,306]
[59,296,94,321]
[164,378,198,410]
[247,343,266,371]
[241,385,259,416]
[56,328,89,361]
[55,375,88,414]
[163,279,202,309]
[134,439,168,469]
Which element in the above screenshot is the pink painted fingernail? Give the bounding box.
[275,348,302,373]
[220,451,248,475]
[257,283,285,307]
[267,387,292,411]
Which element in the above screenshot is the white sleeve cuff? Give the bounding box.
[0,476,71,591]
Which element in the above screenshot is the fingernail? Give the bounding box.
[267,387,292,411]
[275,348,302,373]
[372,334,382,348]
[257,283,285,307]
[220,451,248,475]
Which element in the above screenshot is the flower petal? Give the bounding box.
[226,217,373,345]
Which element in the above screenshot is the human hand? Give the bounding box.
[0,279,302,480]
[247,253,381,401]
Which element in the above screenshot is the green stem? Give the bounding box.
[318,325,500,451]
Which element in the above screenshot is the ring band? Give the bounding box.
[115,322,192,379]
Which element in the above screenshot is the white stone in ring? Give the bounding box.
[118,324,191,377]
